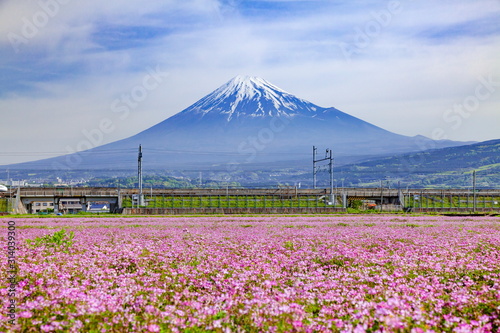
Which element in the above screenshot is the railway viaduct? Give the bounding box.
[1,187,499,215]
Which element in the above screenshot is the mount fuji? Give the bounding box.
[8,75,471,171]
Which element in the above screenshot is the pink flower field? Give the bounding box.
[2,215,500,332]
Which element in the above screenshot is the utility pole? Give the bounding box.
[138,145,144,207]
[380,180,383,212]
[329,148,334,205]
[313,146,317,189]
[472,170,477,213]
[397,180,403,208]
[342,178,346,209]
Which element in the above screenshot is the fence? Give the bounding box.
[121,189,500,214]
[122,193,340,209]
[10,187,500,215]
[402,191,500,212]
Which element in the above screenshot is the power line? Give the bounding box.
[0,148,136,156]
[0,148,311,157]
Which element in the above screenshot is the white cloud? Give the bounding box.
[0,0,499,165]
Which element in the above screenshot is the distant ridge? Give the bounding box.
[331,139,500,188]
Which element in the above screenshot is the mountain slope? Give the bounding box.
[5,75,472,171]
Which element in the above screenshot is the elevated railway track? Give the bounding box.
[1,187,499,215]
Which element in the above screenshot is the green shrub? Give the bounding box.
[26,229,75,251]
[350,200,363,209]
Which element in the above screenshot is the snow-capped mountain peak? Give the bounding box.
[219,75,290,99]
[183,75,324,121]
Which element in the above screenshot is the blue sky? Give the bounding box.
[0,0,499,165]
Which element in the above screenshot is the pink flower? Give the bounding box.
[19,311,33,318]
[41,324,54,332]
[147,324,160,332]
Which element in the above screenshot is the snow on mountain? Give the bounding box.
[182,75,322,121]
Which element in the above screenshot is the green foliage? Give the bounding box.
[213,311,227,320]
[26,229,75,251]
[350,200,363,209]
[188,259,201,267]
[0,198,12,213]
[304,303,321,317]
[313,256,353,269]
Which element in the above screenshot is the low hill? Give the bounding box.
[330,139,500,188]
